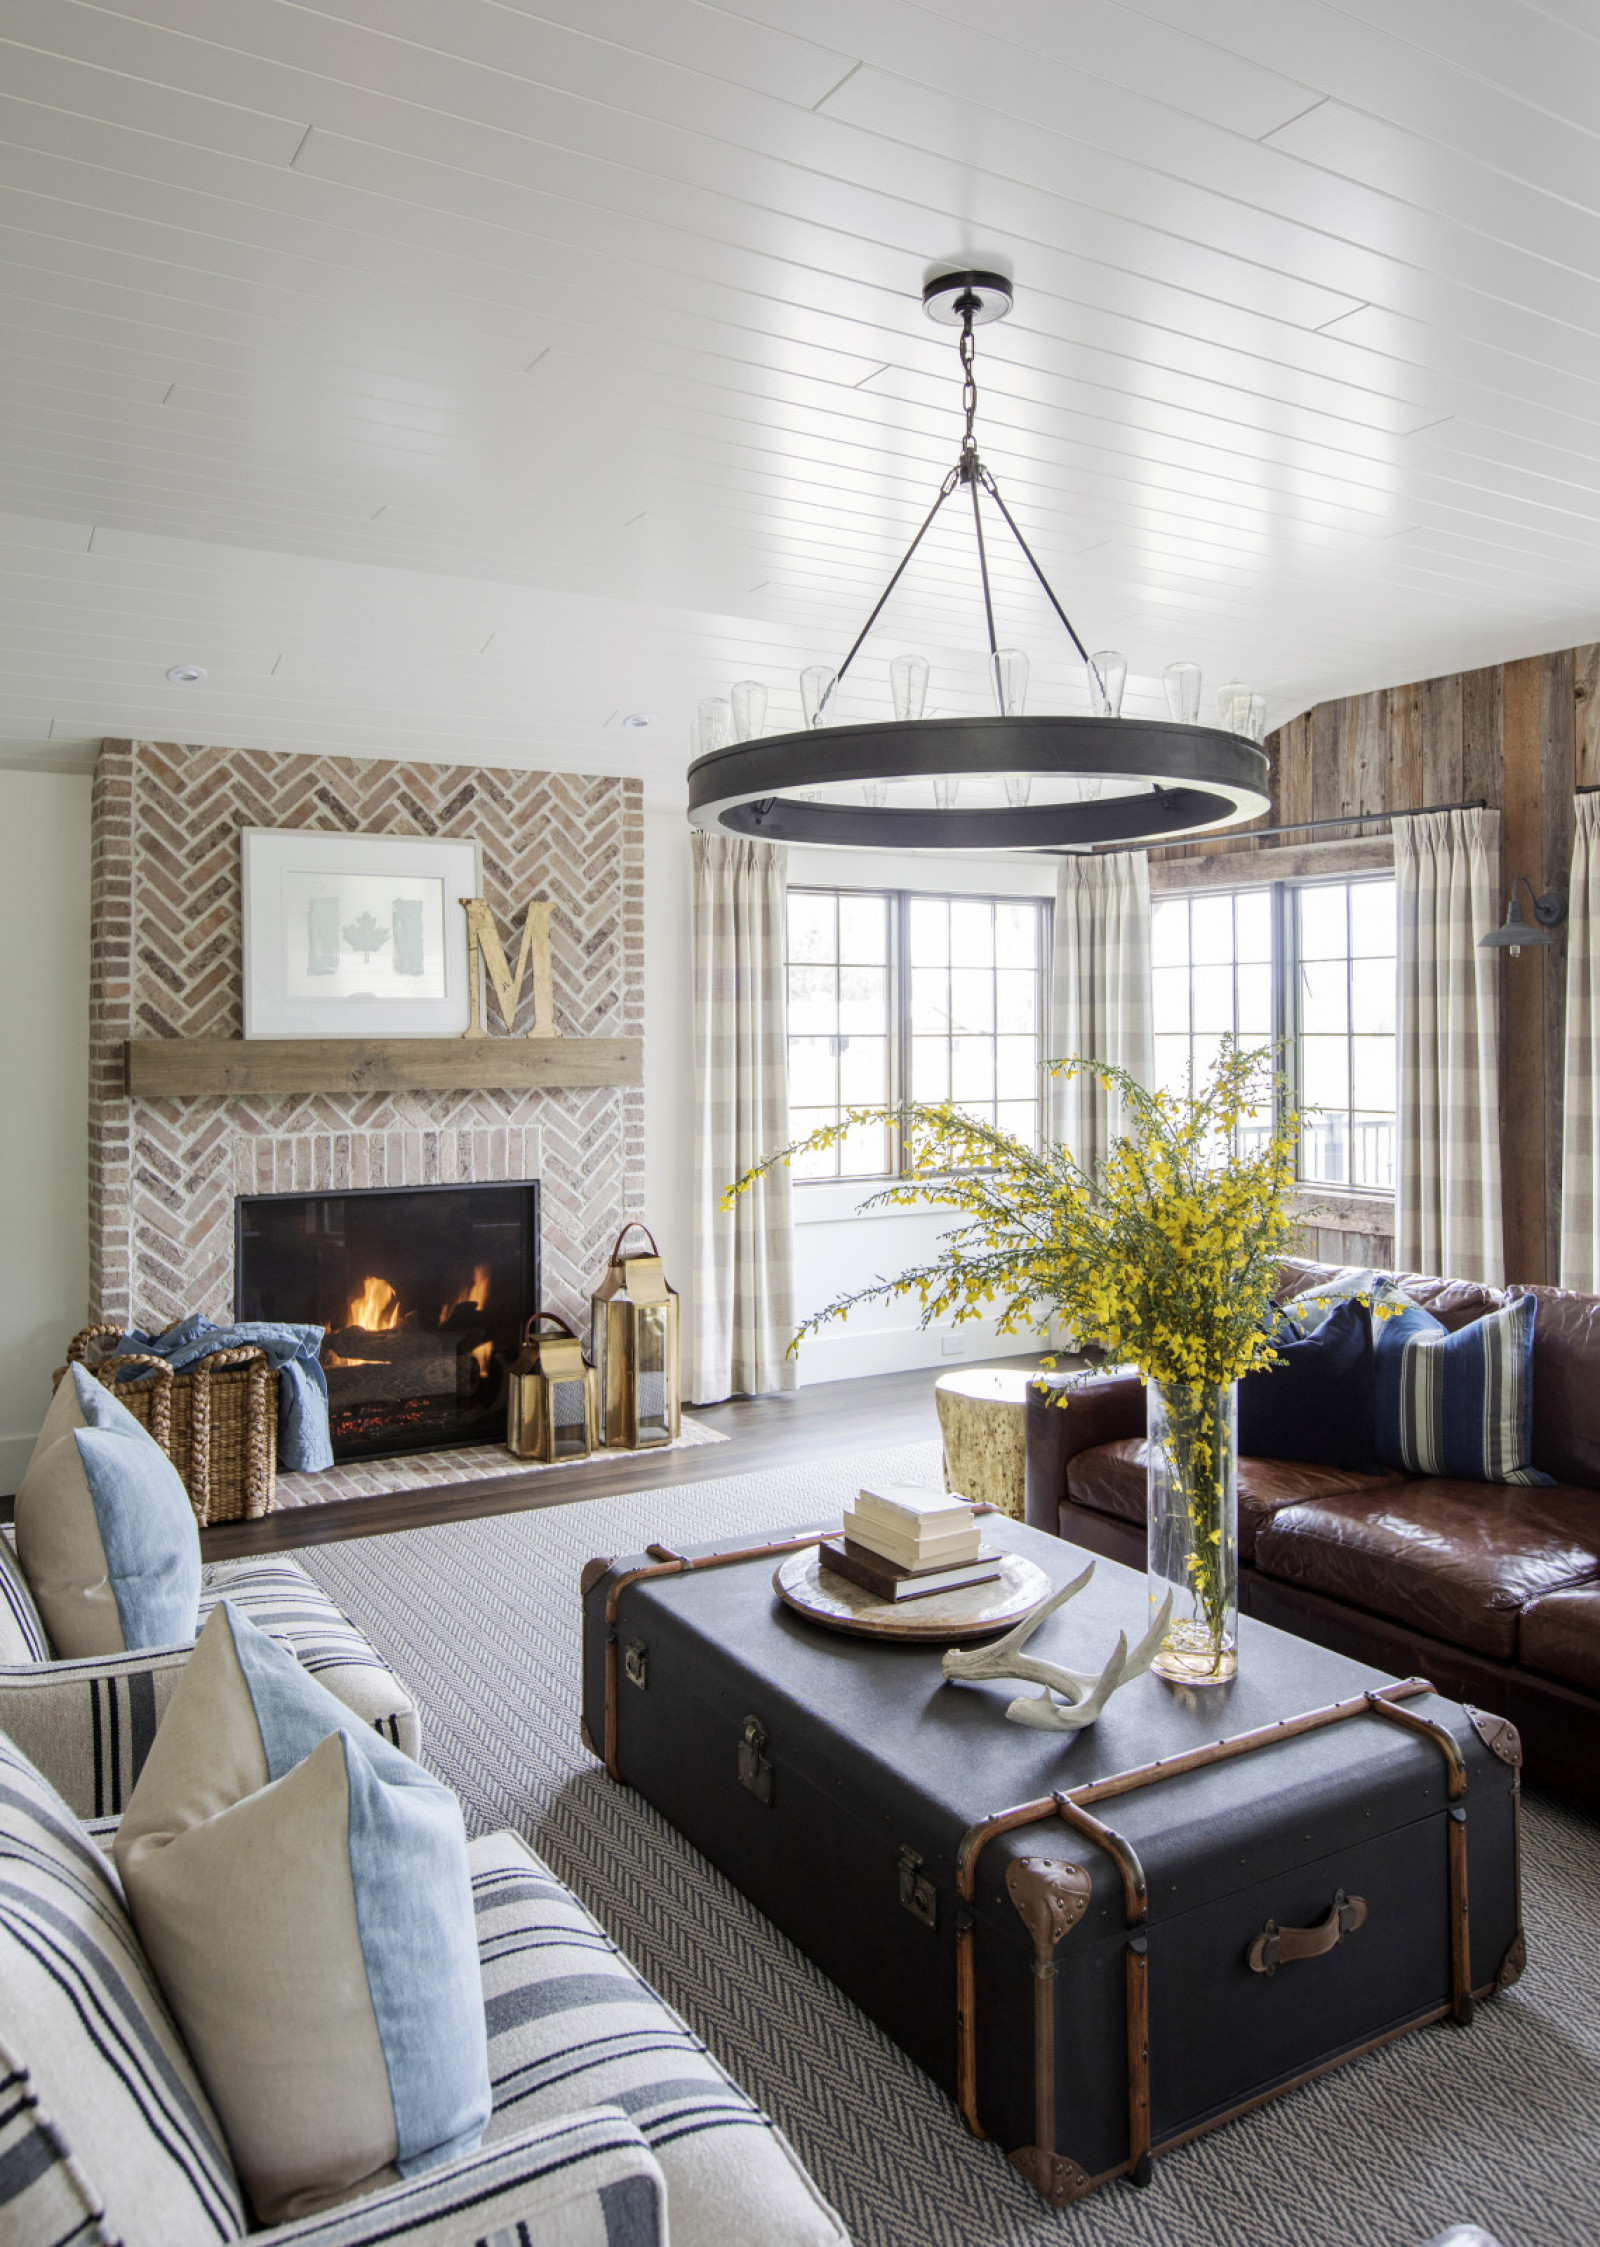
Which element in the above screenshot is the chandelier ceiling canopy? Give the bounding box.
[687,271,1272,853]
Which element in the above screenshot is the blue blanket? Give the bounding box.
[112,1316,333,1473]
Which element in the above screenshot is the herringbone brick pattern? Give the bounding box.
[89,741,645,1333]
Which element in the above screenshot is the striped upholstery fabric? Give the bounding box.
[0,1535,48,1663]
[198,1557,421,1755]
[1375,1291,1551,1485]
[1,1730,668,2246]
[0,1556,420,1820]
[0,1732,247,2244]
[472,1831,850,2247]
[262,2107,666,2246]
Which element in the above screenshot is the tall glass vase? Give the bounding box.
[1146,1378,1239,1686]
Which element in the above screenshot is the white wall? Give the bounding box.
[0,772,90,1489]
[644,825,1059,1392]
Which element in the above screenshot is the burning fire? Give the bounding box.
[471,1341,494,1379]
[451,1265,492,1315]
[348,1275,401,1332]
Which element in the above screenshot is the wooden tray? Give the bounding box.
[773,1543,1054,1642]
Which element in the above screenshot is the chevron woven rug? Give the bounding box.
[296,1443,1600,2247]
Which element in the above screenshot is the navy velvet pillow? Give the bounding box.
[1238,1298,1375,1471]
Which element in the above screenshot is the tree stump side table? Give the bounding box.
[934,1365,1036,1521]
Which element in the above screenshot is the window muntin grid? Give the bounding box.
[1151,888,1275,1153]
[1295,877,1398,1191]
[785,889,894,1181]
[1152,875,1398,1191]
[785,889,1047,1182]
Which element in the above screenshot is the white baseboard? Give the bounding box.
[794,1321,1046,1385]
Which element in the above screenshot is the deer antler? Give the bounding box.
[941,1562,1174,1733]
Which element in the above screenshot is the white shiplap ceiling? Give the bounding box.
[3,0,1600,801]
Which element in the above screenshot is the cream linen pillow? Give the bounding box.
[14,1364,200,1655]
[115,1601,489,2226]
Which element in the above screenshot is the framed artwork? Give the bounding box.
[241,828,482,1037]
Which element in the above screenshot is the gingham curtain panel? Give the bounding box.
[688,831,797,1403]
[1561,793,1600,1291]
[1050,849,1154,1170]
[1394,806,1505,1285]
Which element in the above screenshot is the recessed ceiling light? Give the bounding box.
[621,712,655,729]
[166,664,207,685]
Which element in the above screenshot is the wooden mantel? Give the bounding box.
[125,1037,642,1098]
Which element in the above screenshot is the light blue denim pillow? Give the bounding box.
[68,1366,200,1649]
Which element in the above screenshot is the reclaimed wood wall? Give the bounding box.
[1150,643,1600,1285]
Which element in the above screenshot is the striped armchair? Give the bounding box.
[0,1540,420,1818]
[0,1733,848,2247]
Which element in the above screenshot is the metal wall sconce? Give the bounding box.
[1480,877,1568,958]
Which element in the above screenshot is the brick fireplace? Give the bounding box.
[87,740,644,1355]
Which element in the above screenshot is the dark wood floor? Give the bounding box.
[200,1351,1052,1560]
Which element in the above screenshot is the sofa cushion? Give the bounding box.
[199,1553,422,1759]
[1517,1578,1600,1696]
[1254,1482,1600,1659]
[0,1730,246,2245]
[14,1364,201,1656]
[1066,1438,1400,1560]
[471,1830,850,2245]
[116,1603,488,2226]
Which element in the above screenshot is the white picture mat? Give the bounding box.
[242,829,481,1037]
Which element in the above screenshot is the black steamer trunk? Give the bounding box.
[579,1518,1524,2204]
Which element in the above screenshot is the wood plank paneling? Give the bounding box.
[1576,643,1600,788]
[1541,648,1577,1278]
[1388,680,1424,813]
[1462,666,1505,811]
[1422,674,1463,805]
[1497,657,1546,1283]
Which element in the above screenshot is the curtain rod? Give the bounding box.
[1085,795,1488,855]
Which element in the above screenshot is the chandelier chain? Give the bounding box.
[824,282,1099,696]
[960,304,980,464]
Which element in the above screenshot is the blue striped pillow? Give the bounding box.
[1374,1292,1552,1485]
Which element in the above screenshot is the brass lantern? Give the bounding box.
[506,1312,600,1463]
[591,1223,680,1449]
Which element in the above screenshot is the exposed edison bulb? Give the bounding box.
[1086,650,1127,718]
[800,665,837,727]
[890,652,929,722]
[933,776,960,809]
[1004,775,1032,807]
[730,679,768,742]
[991,646,1029,716]
[696,696,731,756]
[1163,661,1202,723]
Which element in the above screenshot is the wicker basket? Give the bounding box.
[62,1323,277,1527]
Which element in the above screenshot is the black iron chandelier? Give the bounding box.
[687,272,1272,852]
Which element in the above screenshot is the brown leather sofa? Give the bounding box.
[1025,1257,1600,1810]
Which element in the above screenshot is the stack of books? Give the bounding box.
[820,1482,1001,1603]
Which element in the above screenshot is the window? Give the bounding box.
[1150,874,1397,1191]
[1151,889,1274,1153]
[1294,877,1397,1191]
[785,889,1049,1181]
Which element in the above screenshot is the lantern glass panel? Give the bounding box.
[635,1305,672,1443]
[549,1375,593,1460]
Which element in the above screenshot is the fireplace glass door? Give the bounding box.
[236,1182,540,1462]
